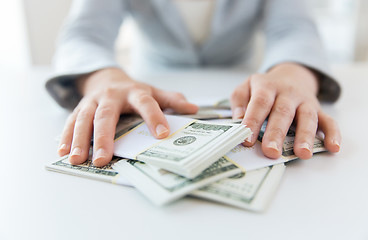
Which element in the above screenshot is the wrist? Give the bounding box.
[77,67,134,96]
[267,62,320,95]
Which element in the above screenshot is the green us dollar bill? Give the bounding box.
[45,154,126,184]
[45,115,143,186]
[191,164,286,212]
[113,157,242,206]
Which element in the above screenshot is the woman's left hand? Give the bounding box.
[231,63,341,159]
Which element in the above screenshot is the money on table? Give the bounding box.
[45,151,132,186]
[46,154,285,211]
[45,104,325,212]
[207,119,327,171]
[113,115,252,178]
[113,157,242,206]
[191,163,285,212]
[112,108,325,175]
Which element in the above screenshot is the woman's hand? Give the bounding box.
[57,67,198,167]
[231,63,341,159]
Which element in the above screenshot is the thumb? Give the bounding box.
[153,89,199,114]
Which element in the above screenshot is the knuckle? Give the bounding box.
[300,108,318,121]
[250,75,275,89]
[268,127,285,138]
[94,133,111,145]
[135,94,154,106]
[282,85,297,95]
[262,80,276,90]
[245,116,263,127]
[77,109,93,121]
[102,87,119,99]
[274,104,294,118]
[298,128,315,138]
[129,82,148,92]
[95,106,116,120]
[252,94,273,108]
[71,133,85,143]
[129,83,141,92]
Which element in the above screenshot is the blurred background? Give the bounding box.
[1,0,368,69]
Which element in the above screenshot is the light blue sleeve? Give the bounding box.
[46,0,126,109]
[259,0,340,102]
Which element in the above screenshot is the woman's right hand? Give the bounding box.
[57,67,199,167]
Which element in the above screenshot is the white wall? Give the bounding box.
[0,1,30,69]
[310,0,363,63]
[18,0,368,66]
[355,0,368,61]
[22,0,72,65]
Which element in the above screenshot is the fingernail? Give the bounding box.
[93,148,107,162]
[233,107,245,119]
[299,143,312,153]
[156,124,169,137]
[58,144,67,152]
[333,139,341,151]
[245,133,253,143]
[267,141,279,152]
[71,147,81,156]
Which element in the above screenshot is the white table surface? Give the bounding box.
[0,64,367,240]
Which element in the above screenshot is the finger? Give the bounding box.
[92,100,121,167]
[69,101,97,165]
[318,111,341,153]
[58,110,78,156]
[261,96,298,159]
[241,76,276,146]
[293,103,319,159]
[58,105,83,156]
[231,80,250,120]
[128,90,170,139]
[153,89,198,114]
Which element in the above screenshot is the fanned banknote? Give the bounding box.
[45,154,131,186]
[113,157,242,206]
[46,103,324,211]
[191,164,285,212]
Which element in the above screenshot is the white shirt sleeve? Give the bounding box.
[46,0,126,109]
[260,0,340,102]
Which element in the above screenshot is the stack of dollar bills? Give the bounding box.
[46,104,326,212]
[113,115,252,179]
